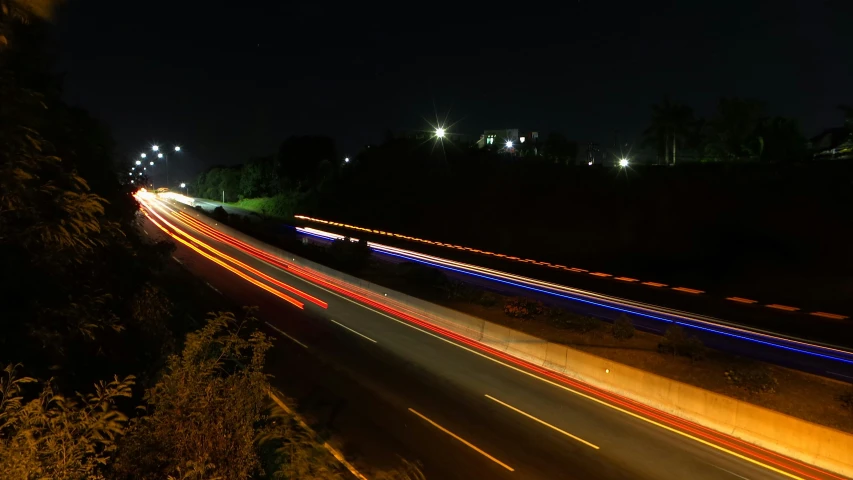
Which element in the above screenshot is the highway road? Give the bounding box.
[138,192,844,480]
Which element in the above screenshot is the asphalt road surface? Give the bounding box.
[139,194,842,480]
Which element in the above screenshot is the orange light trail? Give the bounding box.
[154,200,843,479]
[141,200,327,308]
[142,210,305,309]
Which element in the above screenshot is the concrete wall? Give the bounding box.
[179,203,853,477]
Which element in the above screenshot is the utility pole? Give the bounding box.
[222,190,225,203]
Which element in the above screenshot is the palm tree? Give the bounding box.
[704,98,765,161]
[643,98,694,165]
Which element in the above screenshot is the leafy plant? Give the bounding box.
[504,297,544,319]
[0,364,134,480]
[658,325,705,360]
[612,315,635,340]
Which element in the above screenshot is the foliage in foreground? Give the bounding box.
[0,365,134,480]
[503,297,545,319]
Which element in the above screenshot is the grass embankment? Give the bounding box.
[228,195,297,221]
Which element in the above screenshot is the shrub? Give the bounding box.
[553,314,602,333]
[725,365,779,394]
[612,315,635,340]
[328,237,371,273]
[504,297,544,319]
[658,325,705,360]
[840,386,853,413]
[212,205,227,220]
[477,291,498,307]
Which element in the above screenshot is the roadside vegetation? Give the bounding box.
[0,7,422,479]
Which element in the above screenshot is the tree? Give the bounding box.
[543,132,578,165]
[840,104,853,132]
[755,117,806,163]
[277,135,337,187]
[704,98,765,161]
[643,98,694,165]
[0,0,59,50]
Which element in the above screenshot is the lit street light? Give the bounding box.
[619,158,629,168]
[152,145,159,152]
[157,153,163,158]
[180,182,187,195]
[435,127,446,138]
[505,140,513,149]
[150,161,154,166]
[344,157,350,163]
[129,172,132,176]
[141,153,147,158]
[135,160,141,165]
[174,146,181,152]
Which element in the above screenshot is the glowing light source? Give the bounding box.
[588,161,593,166]
[619,158,629,167]
[344,157,350,163]
[152,145,159,151]
[180,182,186,188]
[520,136,526,144]
[505,140,513,149]
[150,161,154,166]
[436,127,446,138]
[141,153,147,158]
[157,153,164,158]
[129,172,133,176]
[174,146,181,152]
[135,160,142,165]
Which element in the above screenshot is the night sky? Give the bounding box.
[56,0,852,178]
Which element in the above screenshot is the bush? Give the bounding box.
[550,313,602,333]
[725,365,778,394]
[840,386,853,413]
[504,297,545,319]
[328,237,371,273]
[612,315,635,339]
[658,325,705,360]
[212,205,227,220]
[477,291,499,307]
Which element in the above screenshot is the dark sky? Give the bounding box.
[56,0,852,178]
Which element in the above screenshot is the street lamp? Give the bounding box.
[174,146,181,152]
[141,153,147,158]
[180,182,187,195]
[619,158,629,168]
[505,140,513,149]
[150,161,154,166]
[344,157,350,163]
[152,145,159,152]
[157,153,163,158]
[135,160,141,165]
[435,127,446,139]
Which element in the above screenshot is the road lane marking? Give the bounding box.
[408,408,514,472]
[190,217,817,480]
[172,256,183,265]
[484,394,599,450]
[642,281,668,287]
[766,304,800,312]
[727,297,758,304]
[206,282,222,295]
[810,312,849,320]
[672,287,704,294]
[330,319,377,343]
[268,390,368,480]
[264,321,308,349]
[707,462,752,480]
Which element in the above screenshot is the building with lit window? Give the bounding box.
[477,129,539,149]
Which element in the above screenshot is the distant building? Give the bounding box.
[395,130,478,146]
[477,129,539,149]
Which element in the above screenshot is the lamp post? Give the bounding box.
[180,182,187,195]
